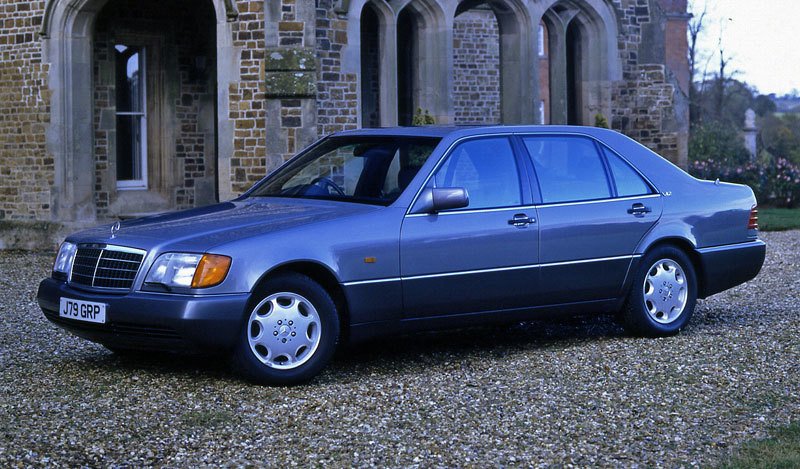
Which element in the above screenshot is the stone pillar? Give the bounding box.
[263,0,318,170]
[743,108,758,161]
[546,9,577,125]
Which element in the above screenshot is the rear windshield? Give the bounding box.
[249,136,442,205]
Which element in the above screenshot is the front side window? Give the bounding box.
[115,44,147,189]
[432,137,522,210]
[250,136,440,205]
[523,136,612,204]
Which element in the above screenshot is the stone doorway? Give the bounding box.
[92,0,218,218]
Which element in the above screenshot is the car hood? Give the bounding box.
[68,197,380,252]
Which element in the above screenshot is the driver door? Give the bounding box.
[399,136,540,318]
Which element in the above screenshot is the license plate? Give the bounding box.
[59,298,107,324]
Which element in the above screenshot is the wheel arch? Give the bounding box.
[639,237,705,298]
[251,261,350,337]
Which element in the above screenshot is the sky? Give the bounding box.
[689,0,800,96]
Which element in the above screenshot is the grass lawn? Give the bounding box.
[721,423,800,468]
[759,208,800,231]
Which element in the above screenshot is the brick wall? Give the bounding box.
[229,0,267,194]
[452,9,501,125]
[315,2,359,136]
[608,0,685,163]
[0,0,50,221]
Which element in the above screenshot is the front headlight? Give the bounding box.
[144,253,231,289]
[53,242,77,279]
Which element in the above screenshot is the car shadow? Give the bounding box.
[64,313,627,385]
[322,313,626,381]
[76,347,238,382]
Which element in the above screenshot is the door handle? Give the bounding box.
[508,213,536,227]
[627,203,652,217]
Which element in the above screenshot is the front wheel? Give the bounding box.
[622,246,697,337]
[231,273,340,385]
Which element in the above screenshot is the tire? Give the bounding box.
[622,246,697,337]
[231,273,340,385]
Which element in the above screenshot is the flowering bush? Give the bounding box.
[689,158,800,208]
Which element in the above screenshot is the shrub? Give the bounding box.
[412,108,435,126]
[689,157,800,208]
[689,121,751,167]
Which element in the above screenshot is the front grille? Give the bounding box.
[70,245,145,290]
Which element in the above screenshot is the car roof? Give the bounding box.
[331,125,616,139]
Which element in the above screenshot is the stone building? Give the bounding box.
[0,0,689,246]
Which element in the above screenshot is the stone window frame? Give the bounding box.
[100,29,174,204]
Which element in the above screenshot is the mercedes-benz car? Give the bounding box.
[37,126,766,385]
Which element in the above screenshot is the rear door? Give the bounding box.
[520,135,662,305]
[400,136,540,318]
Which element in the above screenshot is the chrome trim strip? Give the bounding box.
[405,194,662,217]
[76,243,147,256]
[404,130,664,216]
[100,244,148,256]
[539,254,640,268]
[405,205,539,218]
[535,194,661,209]
[342,254,640,287]
[341,277,400,287]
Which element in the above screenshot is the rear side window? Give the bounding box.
[433,137,522,209]
[602,146,653,197]
[523,136,611,204]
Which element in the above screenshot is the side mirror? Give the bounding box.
[412,187,469,214]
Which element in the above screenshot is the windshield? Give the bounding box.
[249,136,442,205]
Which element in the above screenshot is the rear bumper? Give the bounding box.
[697,239,766,298]
[37,278,249,352]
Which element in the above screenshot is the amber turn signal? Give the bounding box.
[191,254,232,288]
[747,205,759,230]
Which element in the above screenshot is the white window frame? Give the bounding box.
[116,46,148,191]
[538,24,546,57]
[539,100,546,124]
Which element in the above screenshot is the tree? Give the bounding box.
[753,95,777,117]
[761,114,800,163]
[687,7,707,123]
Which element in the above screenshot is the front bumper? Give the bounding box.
[697,239,766,298]
[37,278,250,352]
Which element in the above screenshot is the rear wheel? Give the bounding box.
[622,246,697,336]
[231,273,339,385]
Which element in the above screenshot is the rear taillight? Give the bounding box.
[747,205,759,230]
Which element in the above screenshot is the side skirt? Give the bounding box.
[347,298,621,344]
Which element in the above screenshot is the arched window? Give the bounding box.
[541,0,621,126]
[452,4,501,124]
[397,7,420,126]
[452,0,535,124]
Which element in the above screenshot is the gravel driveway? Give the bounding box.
[1,231,798,466]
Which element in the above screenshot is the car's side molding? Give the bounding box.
[342,254,642,287]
